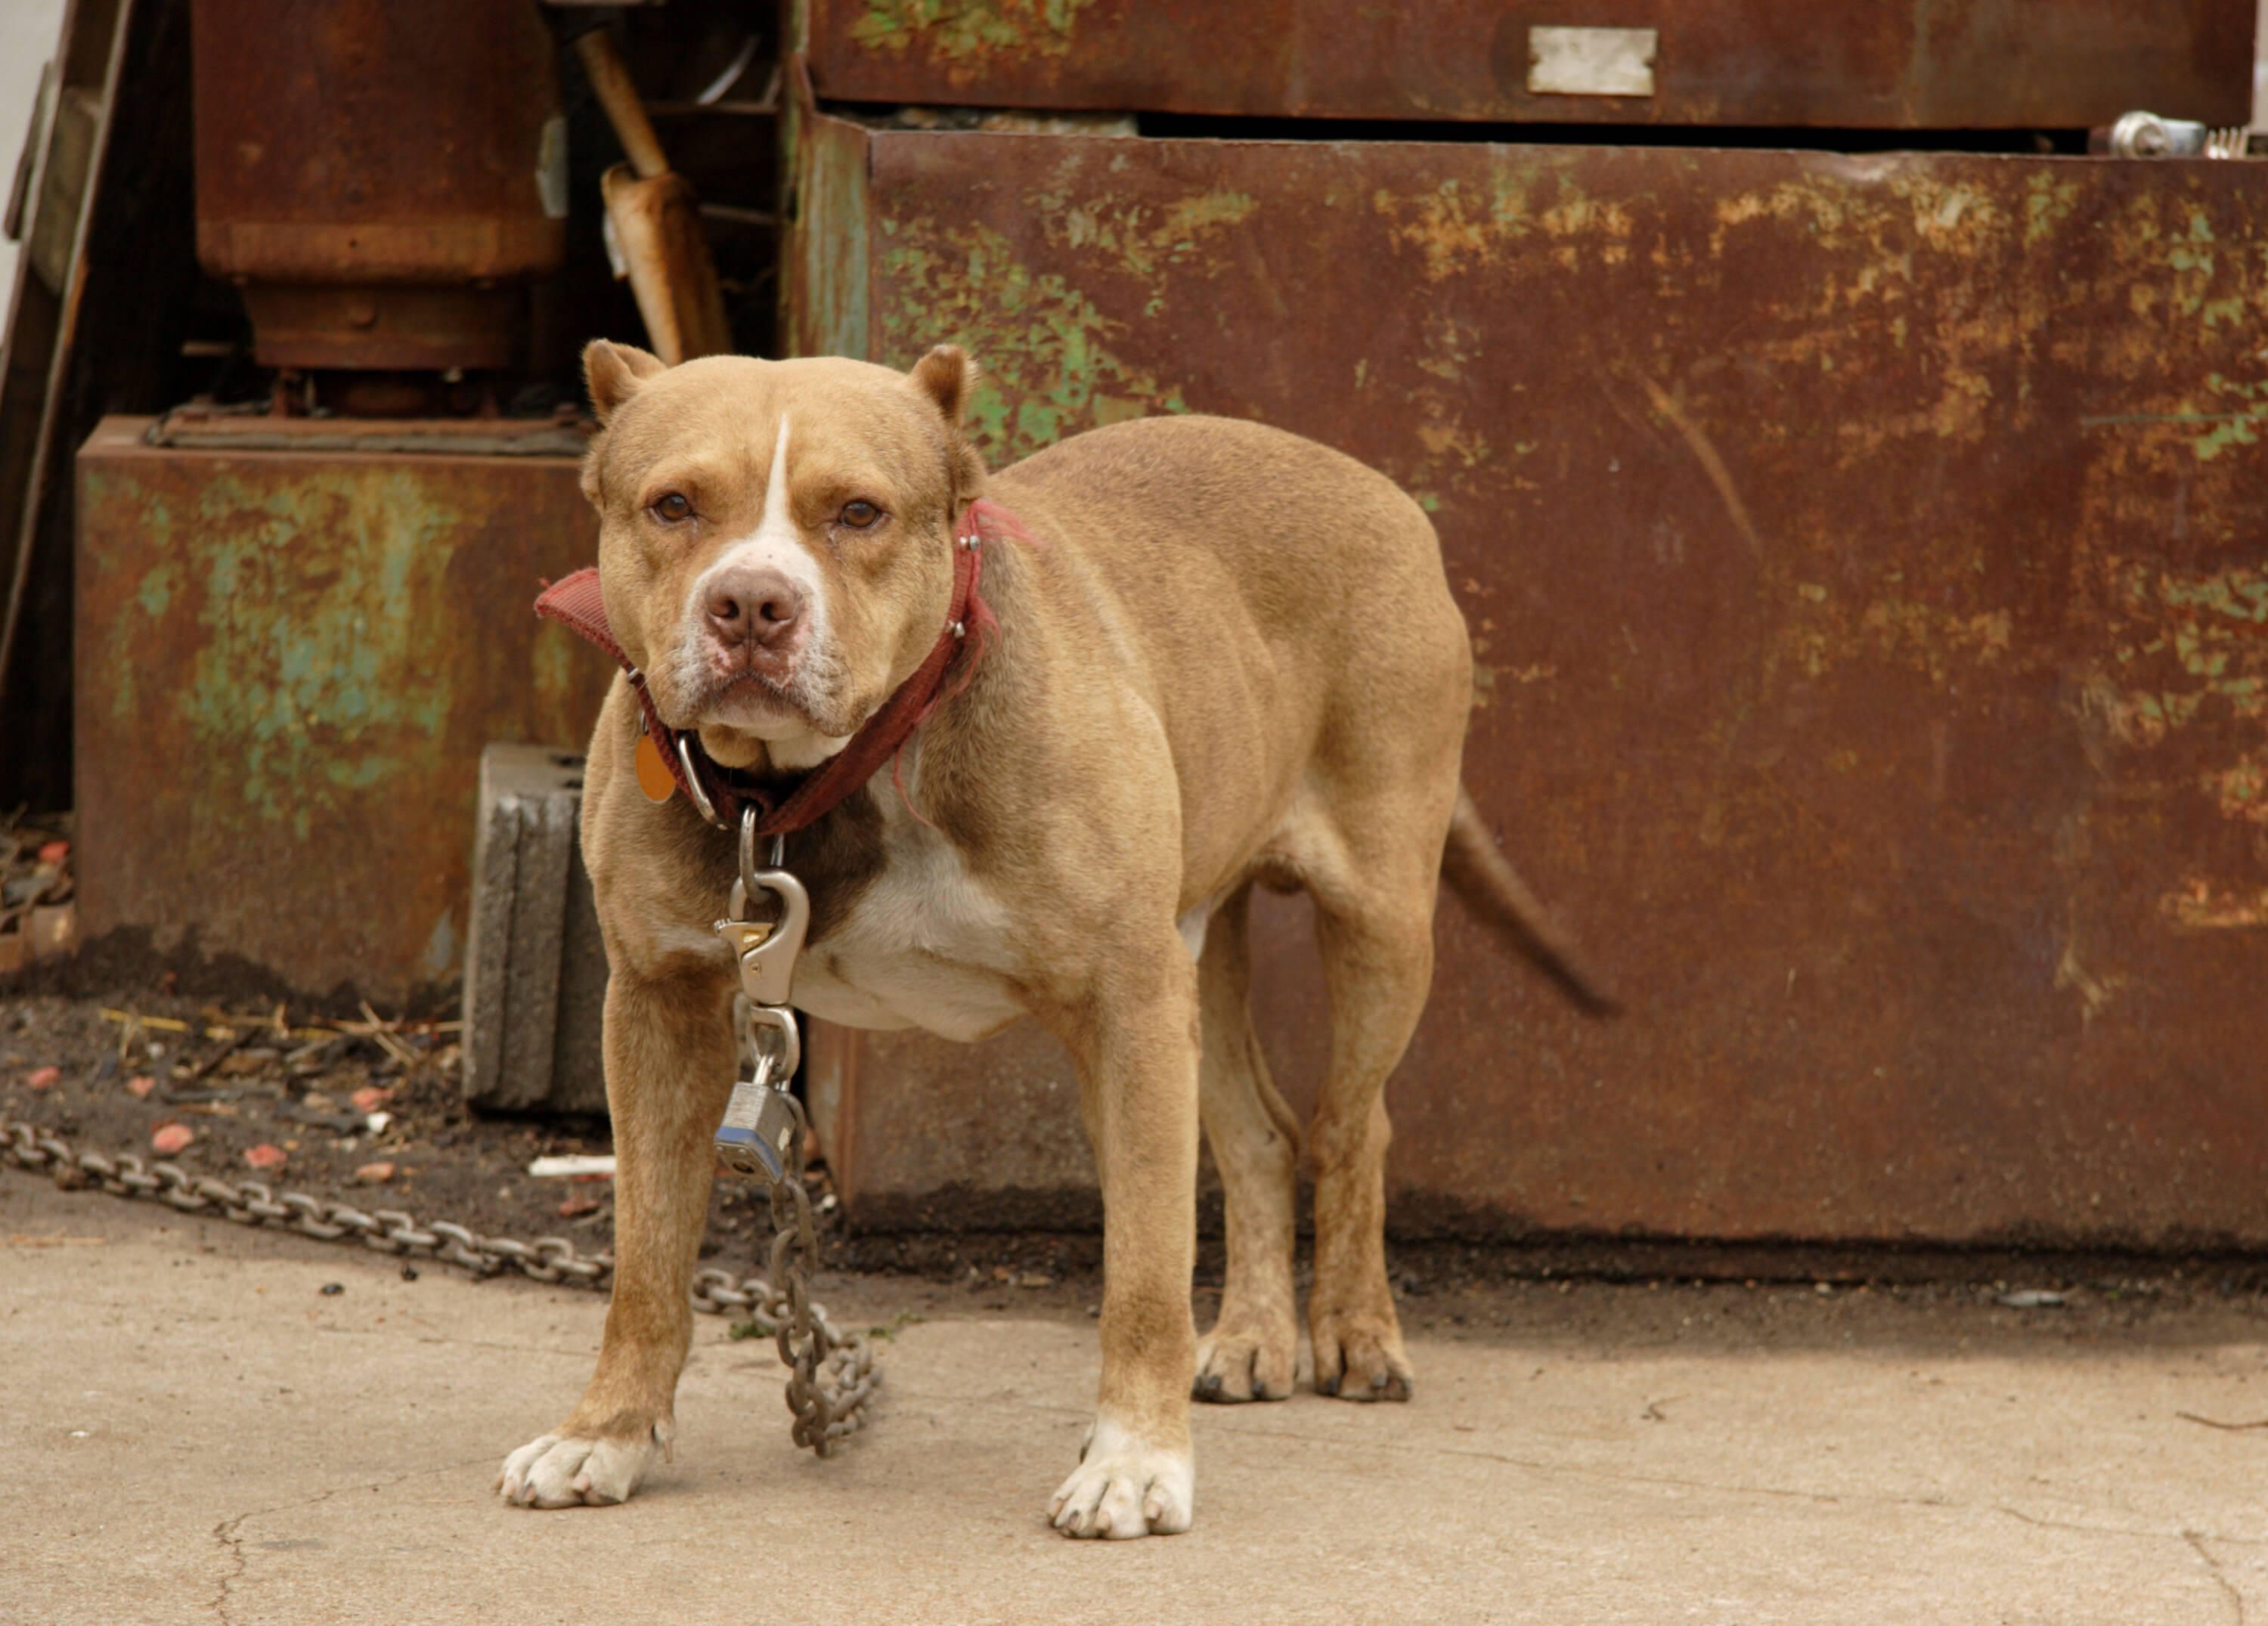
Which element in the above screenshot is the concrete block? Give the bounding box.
[463,744,607,1115]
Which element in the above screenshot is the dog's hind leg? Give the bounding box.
[1193,884,1301,1403]
[1302,853,1438,1404]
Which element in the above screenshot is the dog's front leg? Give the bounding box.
[1043,939,1202,1538]
[499,964,735,1507]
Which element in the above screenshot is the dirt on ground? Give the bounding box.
[14,982,2268,1352]
[0,987,1111,1298]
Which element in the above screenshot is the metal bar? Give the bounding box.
[807,0,2254,130]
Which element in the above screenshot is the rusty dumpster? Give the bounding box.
[789,112,2268,1247]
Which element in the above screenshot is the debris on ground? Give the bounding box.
[0,814,76,975]
[1995,1288,2068,1309]
[12,986,2268,1324]
[0,990,817,1268]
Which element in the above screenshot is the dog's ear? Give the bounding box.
[584,339,667,426]
[908,345,988,506]
[910,344,976,423]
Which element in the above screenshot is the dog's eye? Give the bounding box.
[838,500,882,529]
[651,492,693,523]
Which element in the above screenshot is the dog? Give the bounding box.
[498,339,1602,1537]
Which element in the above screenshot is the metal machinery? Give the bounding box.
[73,0,609,1006]
[783,2,2268,1247]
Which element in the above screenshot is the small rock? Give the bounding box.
[319,1283,343,1296]
[26,903,75,960]
[1015,1272,1054,1289]
[557,1193,601,1219]
[125,1074,157,1098]
[150,1123,194,1155]
[1995,1288,2066,1310]
[350,1085,392,1113]
[352,1161,396,1185]
[26,1065,60,1089]
[243,1143,287,1171]
[399,1265,419,1282]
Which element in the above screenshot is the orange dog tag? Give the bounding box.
[634,732,676,804]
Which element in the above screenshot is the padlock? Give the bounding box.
[715,1064,799,1183]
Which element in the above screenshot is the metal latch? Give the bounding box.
[711,810,807,1182]
[2102,112,2249,160]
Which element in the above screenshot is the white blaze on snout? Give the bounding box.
[671,415,847,755]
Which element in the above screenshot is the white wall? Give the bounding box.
[0,0,71,301]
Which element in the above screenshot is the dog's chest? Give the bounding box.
[789,816,1026,1043]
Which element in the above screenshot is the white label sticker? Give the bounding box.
[1528,26,1658,97]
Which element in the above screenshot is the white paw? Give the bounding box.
[1047,1418,1194,1539]
[495,1426,667,1509]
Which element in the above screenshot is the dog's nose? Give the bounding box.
[705,566,805,649]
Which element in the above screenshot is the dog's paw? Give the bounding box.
[1312,1312,1414,1402]
[495,1426,667,1509]
[1047,1418,1194,1539]
[1193,1318,1296,1403]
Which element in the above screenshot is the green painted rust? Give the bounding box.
[789,123,2268,1244]
[877,221,1186,466]
[846,0,1097,61]
[1031,186,1259,283]
[788,110,872,361]
[2191,375,2268,460]
[75,430,607,1002]
[167,469,458,834]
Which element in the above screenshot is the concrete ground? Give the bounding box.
[11,1174,2268,1624]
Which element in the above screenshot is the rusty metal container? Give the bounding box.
[74,417,609,1005]
[790,113,2268,1247]
[803,0,2252,129]
[192,0,566,370]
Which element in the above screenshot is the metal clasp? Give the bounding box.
[714,810,809,1008]
[712,805,807,1185]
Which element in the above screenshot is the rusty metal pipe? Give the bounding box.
[569,26,731,363]
[572,29,670,181]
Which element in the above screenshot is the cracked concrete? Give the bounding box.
[11,1174,2268,1624]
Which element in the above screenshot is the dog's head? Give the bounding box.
[579,342,987,771]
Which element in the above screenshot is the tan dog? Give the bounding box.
[498,340,1598,1538]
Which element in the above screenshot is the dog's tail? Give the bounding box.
[1440,786,1619,1016]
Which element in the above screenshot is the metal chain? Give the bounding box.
[0,1111,862,1380]
[755,1091,876,1454]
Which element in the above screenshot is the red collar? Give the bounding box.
[535,498,1020,835]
